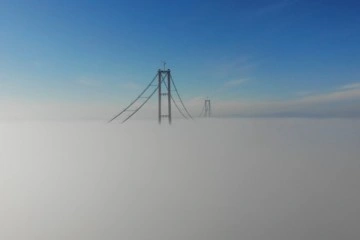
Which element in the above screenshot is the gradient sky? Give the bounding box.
[1,0,360,119]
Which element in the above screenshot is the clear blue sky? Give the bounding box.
[1,0,360,114]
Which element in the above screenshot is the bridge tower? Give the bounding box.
[158,69,172,124]
[109,67,192,124]
[204,99,211,118]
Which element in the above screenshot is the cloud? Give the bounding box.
[1,119,359,239]
[32,60,43,68]
[224,79,248,88]
[2,81,360,121]
[119,81,142,90]
[209,85,360,118]
[206,56,257,81]
[76,78,101,87]
[185,82,360,119]
[298,87,360,104]
[341,82,360,90]
[295,91,313,97]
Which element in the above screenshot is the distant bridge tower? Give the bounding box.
[158,69,172,124]
[204,99,211,117]
[198,98,212,118]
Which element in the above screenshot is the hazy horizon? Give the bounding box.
[1,0,360,120]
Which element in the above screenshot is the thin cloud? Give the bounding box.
[207,56,257,81]
[224,79,248,88]
[190,83,360,118]
[341,82,360,90]
[33,60,43,68]
[295,91,313,97]
[77,78,101,87]
[2,81,360,121]
[299,87,360,104]
[118,81,142,91]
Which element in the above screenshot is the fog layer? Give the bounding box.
[1,119,359,240]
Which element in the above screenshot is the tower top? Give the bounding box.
[162,61,167,70]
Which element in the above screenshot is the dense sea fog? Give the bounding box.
[1,118,359,240]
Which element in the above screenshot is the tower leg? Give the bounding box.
[158,70,162,124]
[167,70,172,124]
[204,99,211,118]
[209,100,211,117]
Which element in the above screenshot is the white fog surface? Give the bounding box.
[0,118,359,240]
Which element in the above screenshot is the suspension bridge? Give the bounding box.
[109,68,194,124]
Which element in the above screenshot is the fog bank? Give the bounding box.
[1,119,359,240]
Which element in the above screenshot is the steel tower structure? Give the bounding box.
[109,68,192,124]
[204,99,211,118]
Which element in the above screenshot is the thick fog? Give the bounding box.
[1,119,359,240]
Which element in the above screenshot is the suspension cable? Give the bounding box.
[161,76,188,119]
[170,75,193,119]
[122,86,159,123]
[108,73,158,123]
[199,103,205,117]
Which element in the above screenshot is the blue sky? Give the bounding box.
[1,0,360,119]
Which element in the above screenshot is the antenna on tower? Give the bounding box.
[162,60,167,70]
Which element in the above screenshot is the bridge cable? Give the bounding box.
[121,85,159,123]
[108,73,158,123]
[161,76,188,119]
[170,75,193,119]
[199,104,205,117]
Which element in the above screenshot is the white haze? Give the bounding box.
[1,119,359,240]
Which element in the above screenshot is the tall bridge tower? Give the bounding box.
[199,98,212,118]
[204,99,211,118]
[109,68,192,124]
[158,69,171,124]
